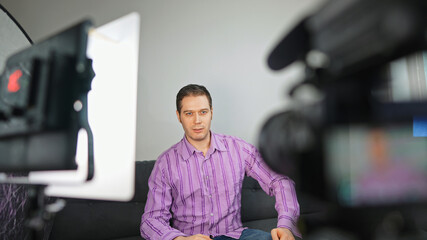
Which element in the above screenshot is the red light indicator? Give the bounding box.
[8,69,22,93]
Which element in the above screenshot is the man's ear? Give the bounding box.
[176,110,181,123]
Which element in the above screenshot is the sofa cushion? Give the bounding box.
[241,176,277,223]
[49,200,145,240]
[49,161,154,240]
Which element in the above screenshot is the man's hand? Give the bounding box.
[271,227,295,240]
[174,234,212,240]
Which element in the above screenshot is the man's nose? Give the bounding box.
[195,113,202,123]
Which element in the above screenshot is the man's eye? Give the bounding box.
[200,111,207,114]
[185,112,192,116]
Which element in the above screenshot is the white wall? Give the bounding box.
[1,0,324,161]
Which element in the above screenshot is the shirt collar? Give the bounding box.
[177,131,227,161]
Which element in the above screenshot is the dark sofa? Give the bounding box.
[47,160,312,240]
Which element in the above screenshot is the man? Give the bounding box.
[140,84,301,240]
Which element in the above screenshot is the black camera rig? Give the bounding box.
[260,0,427,239]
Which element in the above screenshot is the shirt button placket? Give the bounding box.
[202,157,215,226]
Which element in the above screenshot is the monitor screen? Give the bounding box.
[325,124,427,207]
[325,52,427,207]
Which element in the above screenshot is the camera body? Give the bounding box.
[260,0,427,238]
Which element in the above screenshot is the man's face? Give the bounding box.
[177,95,212,145]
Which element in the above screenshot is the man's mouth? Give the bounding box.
[193,128,204,133]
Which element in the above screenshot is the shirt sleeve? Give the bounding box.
[243,143,302,238]
[140,159,187,240]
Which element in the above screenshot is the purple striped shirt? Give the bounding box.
[140,132,301,240]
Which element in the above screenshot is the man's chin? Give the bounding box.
[189,133,208,141]
[192,136,206,141]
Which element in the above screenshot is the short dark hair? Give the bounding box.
[176,84,212,113]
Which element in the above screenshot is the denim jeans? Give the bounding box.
[213,229,272,240]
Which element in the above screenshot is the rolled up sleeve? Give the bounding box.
[243,144,302,238]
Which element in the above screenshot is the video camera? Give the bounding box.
[259,0,427,239]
